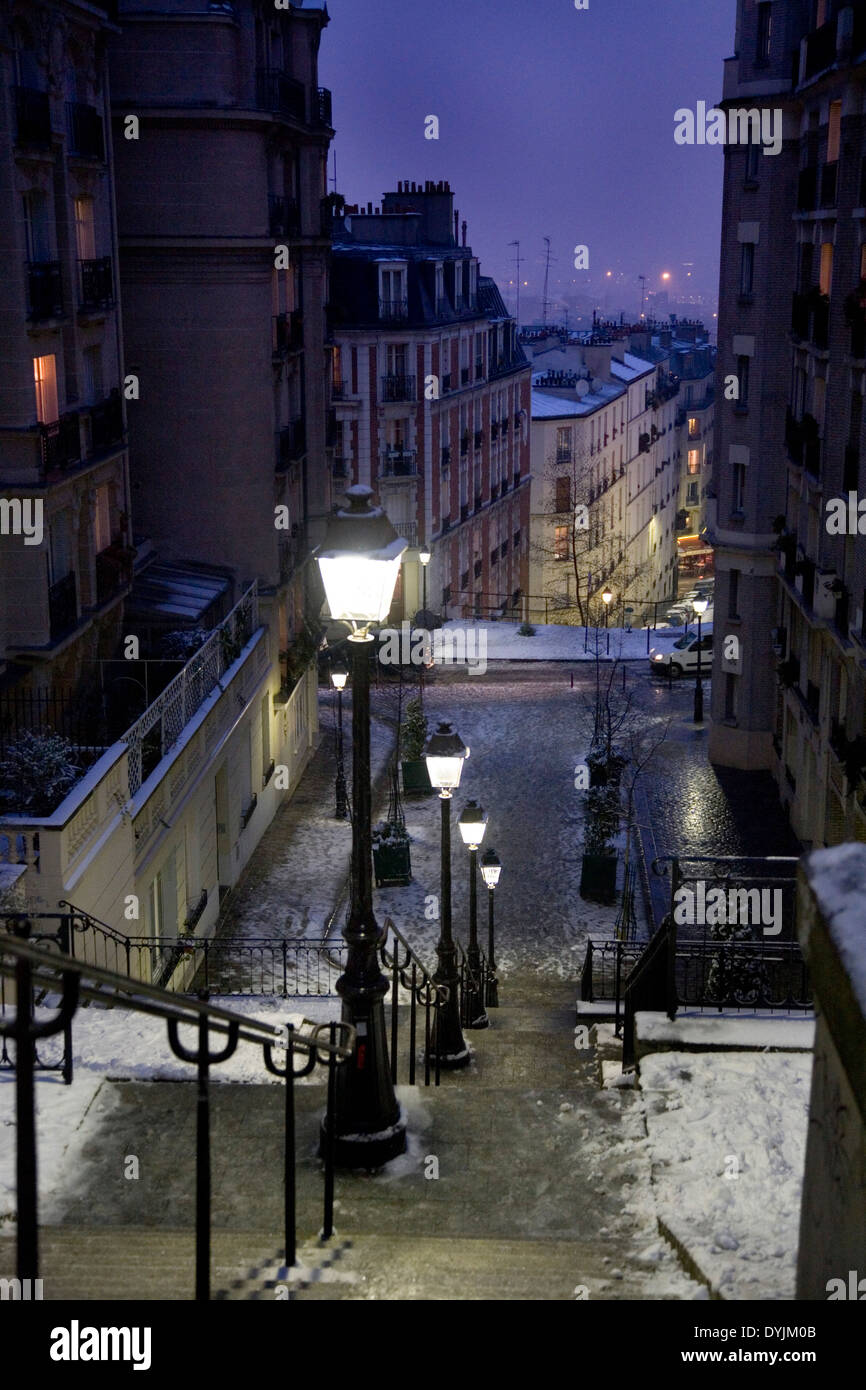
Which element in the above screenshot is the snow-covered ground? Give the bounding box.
[638,1049,811,1300]
[0,994,342,1226]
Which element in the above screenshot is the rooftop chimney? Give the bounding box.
[462,220,467,247]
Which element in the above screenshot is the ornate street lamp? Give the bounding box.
[419,545,431,615]
[480,847,501,1007]
[330,662,348,820]
[316,485,407,1166]
[423,720,470,1067]
[693,595,708,724]
[602,586,613,657]
[458,799,489,1030]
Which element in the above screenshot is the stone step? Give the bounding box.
[0,1229,692,1301]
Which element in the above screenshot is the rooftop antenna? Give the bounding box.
[638,274,647,322]
[542,236,555,326]
[331,147,337,193]
[509,239,522,325]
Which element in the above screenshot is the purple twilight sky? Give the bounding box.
[319,0,737,326]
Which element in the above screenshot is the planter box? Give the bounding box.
[373,840,412,887]
[580,852,618,903]
[401,759,432,795]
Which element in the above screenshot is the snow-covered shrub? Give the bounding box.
[518,621,536,637]
[0,731,83,816]
[160,628,211,661]
[400,697,428,762]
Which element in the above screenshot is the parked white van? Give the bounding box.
[649,628,713,678]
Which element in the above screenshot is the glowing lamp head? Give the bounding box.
[602,588,613,606]
[330,662,348,691]
[480,847,502,888]
[316,485,407,628]
[693,596,709,616]
[423,721,469,792]
[458,799,487,850]
[419,547,432,567]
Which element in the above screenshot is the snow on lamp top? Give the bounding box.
[424,720,468,791]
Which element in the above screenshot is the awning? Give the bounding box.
[126,564,231,621]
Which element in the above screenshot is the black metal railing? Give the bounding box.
[381,374,416,402]
[48,571,77,639]
[14,86,51,148]
[379,449,416,477]
[379,298,408,322]
[380,918,447,1087]
[78,256,113,311]
[39,415,81,472]
[66,100,104,160]
[0,928,354,1299]
[89,391,124,454]
[273,310,303,354]
[268,194,300,238]
[26,261,63,319]
[804,17,837,80]
[255,68,306,121]
[315,87,332,127]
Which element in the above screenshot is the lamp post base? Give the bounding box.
[320,1111,407,1170]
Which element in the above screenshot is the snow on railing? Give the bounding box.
[124,583,259,797]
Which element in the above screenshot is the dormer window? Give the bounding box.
[453,261,463,311]
[379,263,407,321]
[468,260,478,307]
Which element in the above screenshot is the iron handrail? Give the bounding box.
[0,933,353,1059]
[57,898,129,944]
[651,855,800,873]
[381,917,447,1087]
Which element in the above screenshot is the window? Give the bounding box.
[22,191,50,261]
[555,475,571,513]
[860,244,866,282]
[83,345,103,403]
[379,266,406,316]
[729,568,740,618]
[94,483,111,553]
[687,448,701,475]
[724,674,737,721]
[435,262,444,305]
[688,416,700,439]
[468,260,478,303]
[33,353,58,423]
[687,481,699,504]
[745,140,760,181]
[739,242,754,296]
[260,694,271,782]
[827,101,841,165]
[736,355,750,407]
[73,196,95,261]
[819,242,833,297]
[554,525,568,561]
[556,426,572,463]
[453,262,463,309]
[756,3,772,63]
[734,461,747,513]
[50,510,72,583]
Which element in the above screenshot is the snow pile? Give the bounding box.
[438,619,693,663]
[639,1050,810,1299]
[804,843,866,1018]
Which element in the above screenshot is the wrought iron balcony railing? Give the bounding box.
[14,86,51,149]
[40,415,82,473]
[379,298,408,322]
[66,100,104,160]
[381,374,416,402]
[88,391,124,455]
[276,418,306,469]
[273,310,303,354]
[315,88,332,127]
[255,68,305,121]
[379,449,417,477]
[26,261,63,320]
[804,17,837,81]
[78,257,113,311]
[394,521,418,547]
[268,194,300,238]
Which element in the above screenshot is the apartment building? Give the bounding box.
[329,181,531,622]
[109,0,334,681]
[0,0,130,702]
[526,324,684,624]
[670,329,716,580]
[709,0,866,849]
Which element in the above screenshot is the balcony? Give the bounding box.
[332,456,350,479]
[460,503,469,522]
[315,88,332,127]
[460,569,470,590]
[331,380,347,401]
[379,297,408,322]
[490,547,499,566]
[78,257,113,312]
[475,359,484,381]
[500,475,509,495]
[379,449,417,478]
[441,446,451,469]
[276,419,305,470]
[474,430,484,450]
[381,374,416,403]
[269,195,300,238]
[460,433,470,456]
[273,310,303,355]
[474,559,483,580]
[255,68,306,122]
[66,101,104,160]
[94,545,130,605]
[513,469,521,487]
[556,448,572,465]
[461,367,470,386]
[474,494,482,513]
[436,298,451,319]
[14,86,51,149]
[490,481,499,502]
[40,415,82,473]
[26,261,63,320]
[393,520,418,547]
[442,372,452,393]
[49,571,77,640]
[804,17,837,81]
[440,516,450,534]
